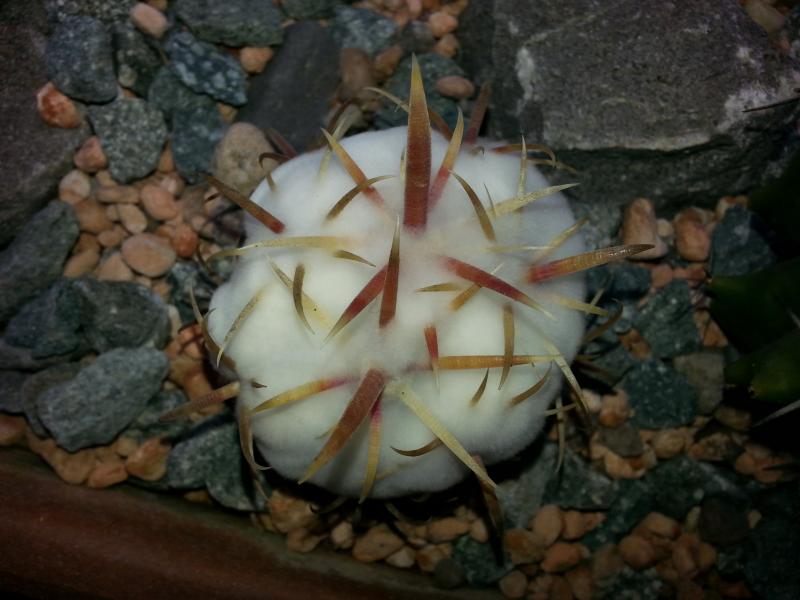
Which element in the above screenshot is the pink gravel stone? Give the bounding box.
[36,82,81,128]
[74,136,108,173]
[141,184,179,221]
[122,233,176,277]
[130,2,168,38]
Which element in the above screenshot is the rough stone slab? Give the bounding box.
[459,0,800,210]
[622,359,697,428]
[236,21,340,151]
[0,2,89,247]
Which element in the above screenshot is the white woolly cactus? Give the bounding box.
[195,58,649,501]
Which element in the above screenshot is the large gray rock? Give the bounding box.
[88,97,167,183]
[459,0,800,211]
[42,0,135,24]
[174,0,283,47]
[46,15,117,103]
[237,21,340,151]
[36,347,168,451]
[0,202,78,324]
[0,1,89,247]
[4,277,171,358]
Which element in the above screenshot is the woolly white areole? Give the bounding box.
[207,122,589,498]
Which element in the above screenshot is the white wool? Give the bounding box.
[208,126,586,498]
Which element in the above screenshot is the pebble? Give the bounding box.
[386,546,416,568]
[620,198,668,260]
[96,252,134,281]
[598,390,631,428]
[564,565,593,600]
[433,33,459,57]
[499,570,528,598]
[97,225,127,248]
[125,436,169,480]
[156,172,185,198]
[416,544,448,572]
[130,2,168,39]
[59,170,92,204]
[743,0,786,34]
[427,11,458,37]
[286,528,326,553]
[239,47,274,74]
[374,44,405,79]
[603,450,646,479]
[36,82,82,129]
[434,75,475,99]
[87,453,128,488]
[26,431,94,485]
[97,185,139,204]
[713,405,751,431]
[638,512,681,539]
[530,504,564,547]
[650,263,674,288]
[211,122,274,197]
[541,542,588,573]
[74,199,114,233]
[168,222,199,258]
[505,528,545,564]
[141,184,179,221]
[619,534,660,569]
[591,544,625,585]
[121,233,176,277]
[339,48,377,101]
[267,490,318,533]
[0,414,27,446]
[352,524,405,562]
[561,511,593,541]
[469,518,489,543]
[63,248,100,277]
[674,208,711,261]
[426,517,470,543]
[112,435,138,457]
[330,521,355,549]
[118,204,148,234]
[651,429,686,459]
[74,136,108,173]
[157,144,174,173]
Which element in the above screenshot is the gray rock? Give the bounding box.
[5,279,86,358]
[88,97,167,183]
[586,263,651,301]
[583,455,743,549]
[36,347,168,451]
[451,535,510,587]
[43,0,135,24]
[634,280,701,358]
[46,16,117,103]
[0,202,79,324]
[585,342,637,387]
[397,20,435,54]
[21,362,83,438]
[0,371,27,413]
[744,515,800,600]
[544,447,618,510]
[497,442,556,528]
[330,5,397,56]
[596,566,666,600]
[172,104,225,183]
[147,66,216,123]
[167,259,215,326]
[621,359,697,428]
[0,338,83,372]
[598,423,644,458]
[376,53,463,130]
[165,31,248,106]
[112,23,162,97]
[282,0,338,20]
[459,0,800,211]
[237,21,339,151]
[166,412,264,511]
[0,2,90,247]
[73,278,171,352]
[174,0,283,47]
[673,351,726,414]
[698,496,749,546]
[571,201,622,252]
[710,205,777,277]
[5,278,170,359]
[125,389,194,442]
